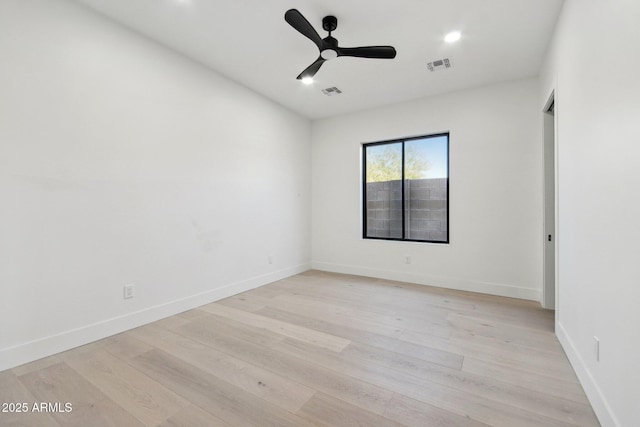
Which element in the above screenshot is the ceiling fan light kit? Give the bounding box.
[444,31,462,43]
[284,9,397,81]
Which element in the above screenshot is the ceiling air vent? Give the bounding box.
[321,87,342,96]
[427,58,451,72]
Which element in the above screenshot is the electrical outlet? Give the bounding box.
[405,255,411,264]
[268,255,274,265]
[594,336,600,362]
[123,284,134,299]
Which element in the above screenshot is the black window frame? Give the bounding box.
[362,132,450,244]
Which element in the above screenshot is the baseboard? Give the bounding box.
[0,263,310,372]
[556,322,618,427]
[311,261,541,301]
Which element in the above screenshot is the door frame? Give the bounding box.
[542,90,557,313]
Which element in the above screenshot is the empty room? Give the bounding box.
[1,0,638,426]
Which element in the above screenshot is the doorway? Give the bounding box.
[543,92,556,311]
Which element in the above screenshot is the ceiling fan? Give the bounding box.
[284,9,397,81]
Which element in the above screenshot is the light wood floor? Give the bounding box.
[1,271,599,426]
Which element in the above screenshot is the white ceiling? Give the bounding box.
[72,0,564,120]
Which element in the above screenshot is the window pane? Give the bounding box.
[404,136,448,242]
[365,143,403,239]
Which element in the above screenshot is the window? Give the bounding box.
[363,133,449,243]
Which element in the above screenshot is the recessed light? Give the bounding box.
[301,77,314,85]
[444,31,461,43]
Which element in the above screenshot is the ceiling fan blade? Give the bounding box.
[337,46,397,59]
[296,57,325,80]
[285,9,323,50]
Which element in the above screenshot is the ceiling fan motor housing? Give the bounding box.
[322,15,337,32]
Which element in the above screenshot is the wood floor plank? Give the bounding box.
[263,293,422,338]
[450,328,564,360]
[217,293,273,312]
[59,346,189,426]
[255,305,464,370]
[296,392,405,427]
[17,362,144,427]
[150,315,191,330]
[332,280,554,331]
[273,274,475,317]
[363,274,554,332]
[383,392,491,427]
[0,370,62,427]
[398,376,583,427]
[154,309,286,349]
[463,304,555,332]
[288,271,524,322]
[462,357,590,405]
[174,308,209,321]
[272,292,453,338]
[158,404,231,427]
[342,342,598,426]
[199,302,351,352]
[264,293,568,375]
[175,315,396,415]
[400,328,580,382]
[10,355,63,377]
[447,312,561,351]
[265,336,579,427]
[129,349,314,427]
[17,362,100,405]
[95,332,154,361]
[127,323,316,412]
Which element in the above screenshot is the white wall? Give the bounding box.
[0,0,311,371]
[539,1,640,425]
[311,79,543,301]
